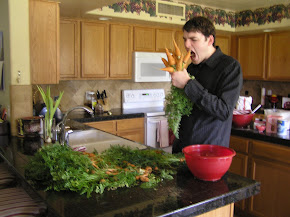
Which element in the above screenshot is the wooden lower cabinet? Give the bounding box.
[196,203,234,217]
[116,118,144,143]
[249,141,290,217]
[249,158,290,217]
[84,120,116,134]
[229,136,249,210]
[84,118,144,144]
[229,136,290,217]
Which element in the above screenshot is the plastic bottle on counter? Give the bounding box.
[261,87,266,106]
[266,115,282,134]
[277,119,289,136]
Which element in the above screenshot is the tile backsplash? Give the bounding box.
[34,80,290,113]
[241,80,290,108]
[34,80,171,112]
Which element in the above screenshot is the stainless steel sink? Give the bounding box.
[68,129,146,153]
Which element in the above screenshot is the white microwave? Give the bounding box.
[133,52,171,82]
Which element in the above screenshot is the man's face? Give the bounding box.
[183,30,214,65]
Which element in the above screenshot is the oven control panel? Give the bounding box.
[122,89,165,109]
[123,89,165,103]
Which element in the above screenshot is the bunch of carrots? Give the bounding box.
[161,39,191,73]
[84,152,158,183]
[161,39,194,138]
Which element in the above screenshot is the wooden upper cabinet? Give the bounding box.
[29,0,59,84]
[133,26,155,51]
[81,21,109,78]
[267,31,290,81]
[59,19,80,79]
[133,26,175,52]
[109,24,132,79]
[215,35,231,56]
[238,34,266,80]
[156,28,175,52]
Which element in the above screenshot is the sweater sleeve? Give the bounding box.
[184,59,243,121]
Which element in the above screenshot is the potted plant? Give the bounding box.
[37,86,64,143]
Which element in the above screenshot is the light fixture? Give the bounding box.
[98,17,111,21]
[263,29,275,32]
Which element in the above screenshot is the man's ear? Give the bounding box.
[207,35,215,46]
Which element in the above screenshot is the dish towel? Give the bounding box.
[157,119,169,148]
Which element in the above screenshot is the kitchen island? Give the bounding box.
[0,137,259,217]
[0,117,260,217]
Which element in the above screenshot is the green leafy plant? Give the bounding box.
[25,144,185,197]
[37,86,64,143]
[165,79,194,139]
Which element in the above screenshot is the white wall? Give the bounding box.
[9,0,30,85]
[0,0,11,115]
[0,0,30,120]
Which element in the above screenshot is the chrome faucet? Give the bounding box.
[56,106,94,146]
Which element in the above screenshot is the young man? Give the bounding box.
[170,16,243,153]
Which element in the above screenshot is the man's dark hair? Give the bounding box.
[183,16,216,45]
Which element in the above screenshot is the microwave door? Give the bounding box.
[134,56,171,82]
[142,63,166,76]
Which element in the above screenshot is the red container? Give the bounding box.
[182,145,236,181]
[232,113,254,128]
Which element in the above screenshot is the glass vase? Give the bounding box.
[43,118,55,143]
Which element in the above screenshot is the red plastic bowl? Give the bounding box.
[232,113,254,128]
[182,145,236,181]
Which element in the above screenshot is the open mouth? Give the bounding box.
[191,51,196,60]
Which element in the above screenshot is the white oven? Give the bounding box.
[122,89,171,152]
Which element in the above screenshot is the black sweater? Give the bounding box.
[173,47,243,153]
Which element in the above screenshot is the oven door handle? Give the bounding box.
[148,119,160,124]
[147,117,167,124]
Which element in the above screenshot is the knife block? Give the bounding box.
[102,98,111,111]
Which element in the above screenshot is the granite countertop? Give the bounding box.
[71,108,145,123]
[0,126,260,217]
[69,108,290,148]
[231,127,290,147]
[230,108,290,147]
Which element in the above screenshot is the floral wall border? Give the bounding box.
[107,0,290,28]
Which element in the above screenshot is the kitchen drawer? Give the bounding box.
[84,120,116,134]
[117,130,144,144]
[229,136,249,154]
[116,118,144,131]
[251,140,290,164]
[229,152,248,177]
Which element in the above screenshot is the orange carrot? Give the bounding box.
[183,50,191,63]
[176,53,184,71]
[173,39,181,59]
[161,58,169,67]
[140,175,149,182]
[160,66,175,73]
[165,48,176,65]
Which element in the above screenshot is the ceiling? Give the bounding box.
[55,0,289,18]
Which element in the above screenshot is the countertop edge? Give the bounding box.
[161,180,260,217]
